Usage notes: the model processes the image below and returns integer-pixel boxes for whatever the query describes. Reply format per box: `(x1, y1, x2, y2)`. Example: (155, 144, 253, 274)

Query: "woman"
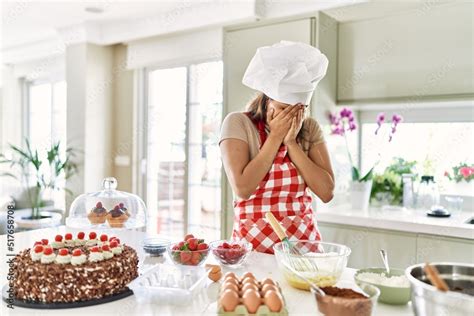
(219, 41, 335, 254)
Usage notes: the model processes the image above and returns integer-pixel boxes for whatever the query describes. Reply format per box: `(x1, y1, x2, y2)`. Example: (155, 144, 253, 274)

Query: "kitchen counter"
(317, 204, 474, 240)
(1, 226, 413, 316)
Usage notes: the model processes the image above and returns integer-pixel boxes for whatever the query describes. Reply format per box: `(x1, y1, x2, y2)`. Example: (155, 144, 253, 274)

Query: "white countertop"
(316, 204, 474, 240)
(1, 226, 414, 316)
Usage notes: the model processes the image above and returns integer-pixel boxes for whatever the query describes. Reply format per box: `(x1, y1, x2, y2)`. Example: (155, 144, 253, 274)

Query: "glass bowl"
(66, 177, 147, 230)
(274, 240, 351, 291)
(209, 240, 252, 267)
(312, 282, 380, 316)
(142, 238, 171, 257)
(167, 242, 210, 266)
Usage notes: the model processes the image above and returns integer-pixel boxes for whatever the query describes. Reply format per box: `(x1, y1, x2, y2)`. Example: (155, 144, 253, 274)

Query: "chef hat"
(242, 41, 329, 105)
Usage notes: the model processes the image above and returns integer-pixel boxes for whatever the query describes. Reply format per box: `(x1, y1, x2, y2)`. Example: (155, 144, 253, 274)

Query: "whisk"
(265, 212, 319, 271)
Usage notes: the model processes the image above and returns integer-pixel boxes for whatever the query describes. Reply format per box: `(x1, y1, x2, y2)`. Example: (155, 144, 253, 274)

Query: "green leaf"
(360, 167, 375, 182)
(351, 166, 360, 181)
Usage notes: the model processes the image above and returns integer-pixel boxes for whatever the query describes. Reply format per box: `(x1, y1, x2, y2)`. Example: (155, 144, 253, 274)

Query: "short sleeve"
(219, 112, 249, 145)
(303, 117, 325, 147)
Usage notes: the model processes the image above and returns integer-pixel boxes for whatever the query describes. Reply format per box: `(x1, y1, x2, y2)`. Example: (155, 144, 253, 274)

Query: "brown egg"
(261, 278, 275, 286)
(242, 272, 255, 280)
(224, 272, 237, 280)
(241, 282, 259, 293)
(223, 277, 239, 287)
(261, 283, 279, 295)
(264, 290, 283, 312)
(221, 282, 239, 293)
(242, 289, 261, 313)
(208, 270, 223, 282)
(242, 277, 258, 286)
(220, 289, 240, 312)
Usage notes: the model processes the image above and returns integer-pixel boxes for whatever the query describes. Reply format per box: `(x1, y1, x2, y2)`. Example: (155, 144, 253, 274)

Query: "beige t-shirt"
(219, 112, 325, 158)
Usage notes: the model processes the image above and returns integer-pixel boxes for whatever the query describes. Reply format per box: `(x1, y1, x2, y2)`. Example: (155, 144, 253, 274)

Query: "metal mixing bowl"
(405, 262, 474, 316)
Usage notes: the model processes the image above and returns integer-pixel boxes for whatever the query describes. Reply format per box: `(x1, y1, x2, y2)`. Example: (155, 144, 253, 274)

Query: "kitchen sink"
(464, 218, 474, 224)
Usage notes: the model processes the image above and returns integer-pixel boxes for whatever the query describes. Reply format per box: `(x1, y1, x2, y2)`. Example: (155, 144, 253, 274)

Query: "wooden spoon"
(424, 263, 449, 292)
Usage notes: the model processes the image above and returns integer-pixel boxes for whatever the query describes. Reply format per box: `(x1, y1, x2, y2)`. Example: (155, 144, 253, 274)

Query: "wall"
(337, 2, 474, 102)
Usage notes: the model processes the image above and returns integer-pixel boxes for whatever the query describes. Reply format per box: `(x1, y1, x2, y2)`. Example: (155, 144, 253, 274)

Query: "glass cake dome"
(66, 177, 147, 230)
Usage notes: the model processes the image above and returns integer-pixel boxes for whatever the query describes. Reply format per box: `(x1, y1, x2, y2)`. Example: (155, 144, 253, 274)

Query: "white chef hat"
(242, 41, 329, 105)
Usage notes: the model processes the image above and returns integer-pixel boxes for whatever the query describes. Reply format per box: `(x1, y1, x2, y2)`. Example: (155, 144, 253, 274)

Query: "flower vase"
(350, 180, 373, 211)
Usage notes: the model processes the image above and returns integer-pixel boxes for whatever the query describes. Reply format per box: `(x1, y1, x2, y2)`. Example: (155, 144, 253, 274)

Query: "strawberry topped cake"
(12, 232, 138, 303)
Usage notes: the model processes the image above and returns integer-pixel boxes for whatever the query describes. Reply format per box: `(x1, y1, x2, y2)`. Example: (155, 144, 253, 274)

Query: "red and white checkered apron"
(231, 113, 321, 254)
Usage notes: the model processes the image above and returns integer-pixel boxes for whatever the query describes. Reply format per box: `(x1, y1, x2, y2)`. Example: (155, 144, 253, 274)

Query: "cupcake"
(87, 201, 108, 224)
(55, 248, 71, 264)
(71, 249, 87, 266)
(106, 205, 129, 228)
(119, 202, 131, 217)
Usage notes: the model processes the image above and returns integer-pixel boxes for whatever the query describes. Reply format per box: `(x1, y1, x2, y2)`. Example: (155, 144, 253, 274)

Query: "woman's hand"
(267, 105, 300, 142)
(283, 104, 304, 145)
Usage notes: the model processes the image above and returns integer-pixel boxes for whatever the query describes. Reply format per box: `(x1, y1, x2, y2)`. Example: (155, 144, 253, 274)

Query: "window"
(145, 61, 223, 240)
(361, 122, 474, 193)
(27, 80, 67, 209)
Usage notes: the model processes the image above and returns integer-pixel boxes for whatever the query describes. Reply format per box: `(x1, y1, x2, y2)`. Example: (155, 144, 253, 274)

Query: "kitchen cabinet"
(319, 223, 416, 269)
(416, 234, 474, 264)
(319, 222, 474, 269)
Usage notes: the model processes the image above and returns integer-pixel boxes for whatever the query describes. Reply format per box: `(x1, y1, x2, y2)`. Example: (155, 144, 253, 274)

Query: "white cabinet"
(319, 223, 417, 269)
(416, 235, 474, 264)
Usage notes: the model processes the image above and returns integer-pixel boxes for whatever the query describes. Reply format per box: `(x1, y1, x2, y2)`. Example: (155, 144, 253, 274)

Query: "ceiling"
(1, 1, 184, 49)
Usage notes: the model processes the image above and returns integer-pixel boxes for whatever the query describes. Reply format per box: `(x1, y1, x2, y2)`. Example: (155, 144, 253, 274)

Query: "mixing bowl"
(274, 240, 351, 291)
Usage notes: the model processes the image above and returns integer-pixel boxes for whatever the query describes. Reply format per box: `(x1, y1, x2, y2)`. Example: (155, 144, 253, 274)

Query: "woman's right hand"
(267, 105, 301, 142)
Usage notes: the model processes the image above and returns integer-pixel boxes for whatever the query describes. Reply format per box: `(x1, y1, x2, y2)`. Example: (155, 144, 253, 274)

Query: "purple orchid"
(388, 114, 403, 142)
(375, 113, 385, 135)
(340, 108, 353, 119)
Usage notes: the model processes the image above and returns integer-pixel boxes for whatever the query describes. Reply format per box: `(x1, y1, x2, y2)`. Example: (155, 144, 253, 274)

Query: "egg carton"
(127, 264, 208, 305)
(217, 304, 289, 316)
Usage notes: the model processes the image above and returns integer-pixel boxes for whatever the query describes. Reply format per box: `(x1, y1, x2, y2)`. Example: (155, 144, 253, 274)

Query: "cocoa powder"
(315, 286, 373, 316)
(321, 286, 368, 299)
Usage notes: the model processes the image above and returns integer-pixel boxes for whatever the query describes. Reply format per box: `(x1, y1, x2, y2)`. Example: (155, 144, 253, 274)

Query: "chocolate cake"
(12, 232, 139, 303)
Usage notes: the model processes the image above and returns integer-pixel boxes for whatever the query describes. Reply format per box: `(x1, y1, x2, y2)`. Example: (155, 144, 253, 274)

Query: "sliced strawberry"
(65, 233, 73, 240)
(197, 243, 208, 250)
(190, 252, 201, 265)
(100, 234, 108, 242)
(34, 245, 44, 253)
(231, 244, 241, 249)
(89, 232, 97, 240)
(222, 242, 231, 249)
(41, 239, 49, 245)
(187, 238, 198, 251)
(90, 246, 100, 253)
(109, 241, 118, 248)
(102, 245, 110, 251)
(77, 232, 85, 240)
(72, 249, 82, 256)
(43, 247, 53, 255)
(58, 248, 68, 256)
(184, 234, 194, 241)
(54, 235, 63, 242)
(33, 241, 42, 246)
(180, 251, 192, 263)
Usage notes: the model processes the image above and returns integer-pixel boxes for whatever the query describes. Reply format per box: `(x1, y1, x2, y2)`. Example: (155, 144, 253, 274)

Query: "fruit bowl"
(167, 234, 210, 266)
(209, 240, 252, 267)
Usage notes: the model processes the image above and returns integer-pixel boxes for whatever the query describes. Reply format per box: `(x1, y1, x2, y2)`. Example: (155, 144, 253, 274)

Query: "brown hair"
(245, 92, 308, 148)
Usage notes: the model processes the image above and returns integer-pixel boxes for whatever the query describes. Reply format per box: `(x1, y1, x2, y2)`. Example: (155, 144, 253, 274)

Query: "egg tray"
(217, 304, 288, 316)
(217, 279, 288, 316)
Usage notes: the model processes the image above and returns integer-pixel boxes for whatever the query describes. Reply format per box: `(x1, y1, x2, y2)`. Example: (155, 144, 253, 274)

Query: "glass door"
(145, 61, 223, 240)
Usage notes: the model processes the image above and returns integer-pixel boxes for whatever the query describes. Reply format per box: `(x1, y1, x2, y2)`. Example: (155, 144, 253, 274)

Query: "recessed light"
(85, 7, 104, 14)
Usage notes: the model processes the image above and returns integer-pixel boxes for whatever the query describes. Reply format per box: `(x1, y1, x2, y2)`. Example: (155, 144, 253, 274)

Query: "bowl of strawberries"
(168, 234, 210, 266)
(209, 240, 252, 267)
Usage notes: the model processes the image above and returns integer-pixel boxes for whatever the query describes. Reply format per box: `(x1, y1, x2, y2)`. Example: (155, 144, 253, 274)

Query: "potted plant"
(0, 139, 78, 230)
(444, 162, 474, 196)
(371, 157, 417, 206)
(328, 109, 402, 211)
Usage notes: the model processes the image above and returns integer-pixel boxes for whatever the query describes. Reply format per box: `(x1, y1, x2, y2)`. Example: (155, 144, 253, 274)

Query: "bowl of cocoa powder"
(312, 282, 380, 316)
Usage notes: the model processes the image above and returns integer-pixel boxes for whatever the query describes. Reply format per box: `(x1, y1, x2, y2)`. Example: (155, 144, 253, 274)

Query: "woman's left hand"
(283, 104, 304, 145)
